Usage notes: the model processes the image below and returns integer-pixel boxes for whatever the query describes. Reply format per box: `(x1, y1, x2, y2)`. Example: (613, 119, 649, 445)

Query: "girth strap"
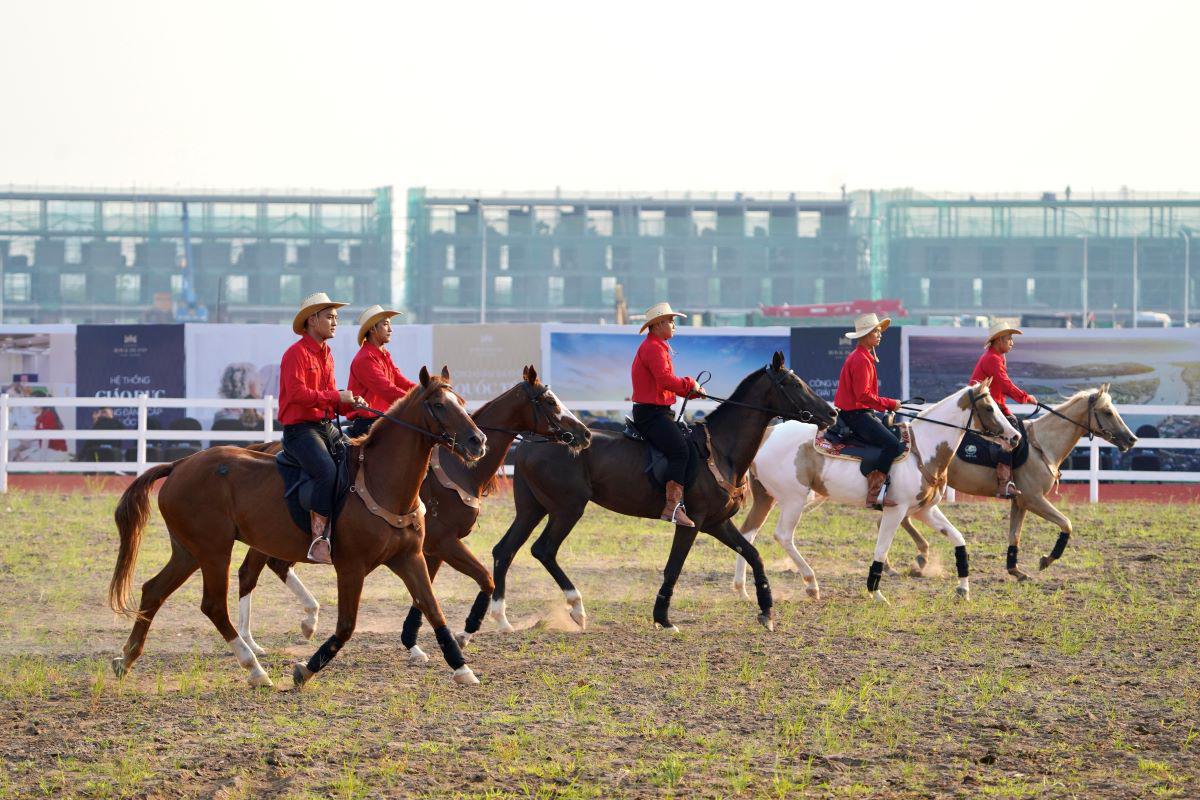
(427, 448, 482, 509)
(352, 449, 424, 530)
(700, 423, 748, 507)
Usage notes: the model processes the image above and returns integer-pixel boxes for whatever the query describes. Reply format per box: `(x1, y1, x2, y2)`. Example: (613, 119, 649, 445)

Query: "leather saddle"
(274, 435, 354, 536)
(622, 417, 701, 489)
(813, 414, 912, 476)
(956, 418, 1030, 469)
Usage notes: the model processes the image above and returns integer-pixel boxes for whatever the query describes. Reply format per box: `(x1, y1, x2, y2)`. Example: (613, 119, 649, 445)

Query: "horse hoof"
(111, 658, 127, 679)
(292, 662, 313, 688)
(301, 617, 317, 641)
(955, 586, 970, 601)
(1008, 568, 1031, 582)
(916, 554, 928, 569)
(806, 586, 821, 601)
(1038, 556, 1054, 571)
(569, 609, 588, 631)
(654, 622, 680, 634)
(452, 666, 480, 686)
(757, 613, 775, 632)
(454, 631, 472, 649)
(871, 590, 890, 606)
(732, 582, 750, 600)
(885, 563, 901, 577)
(494, 618, 515, 633)
(246, 640, 268, 658)
(407, 645, 430, 665)
(248, 667, 273, 688)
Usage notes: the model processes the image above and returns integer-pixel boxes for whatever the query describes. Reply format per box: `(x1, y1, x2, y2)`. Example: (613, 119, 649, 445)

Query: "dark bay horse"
(489, 352, 837, 633)
(233, 366, 593, 661)
(108, 367, 487, 688)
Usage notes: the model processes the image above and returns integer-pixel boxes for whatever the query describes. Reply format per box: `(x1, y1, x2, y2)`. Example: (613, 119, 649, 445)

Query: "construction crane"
(172, 202, 209, 322)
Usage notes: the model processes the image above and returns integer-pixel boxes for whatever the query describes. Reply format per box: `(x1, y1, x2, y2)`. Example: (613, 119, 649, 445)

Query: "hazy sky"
(3, 1, 1197, 196)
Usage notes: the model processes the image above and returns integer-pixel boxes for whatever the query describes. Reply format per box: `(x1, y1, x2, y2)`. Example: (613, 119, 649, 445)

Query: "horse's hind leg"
(899, 517, 931, 575)
(273, 557, 319, 640)
(490, 473, 548, 633)
(1005, 504, 1032, 581)
(113, 540, 198, 678)
(771, 497, 821, 600)
(294, 564, 366, 688)
(389, 552, 476, 686)
(1021, 495, 1073, 572)
(733, 477, 775, 598)
(395, 557, 442, 664)
(708, 518, 775, 629)
(235, 549, 272, 656)
(198, 550, 272, 688)
(529, 504, 588, 630)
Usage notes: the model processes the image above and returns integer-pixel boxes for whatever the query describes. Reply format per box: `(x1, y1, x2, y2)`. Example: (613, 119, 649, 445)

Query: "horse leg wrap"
(755, 580, 773, 615)
(653, 591, 671, 625)
(433, 625, 466, 670)
(464, 591, 491, 635)
(1006, 545, 1018, 571)
(305, 635, 343, 674)
(866, 561, 884, 592)
(954, 545, 969, 578)
(400, 606, 423, 649)
(1049, 532, 1070, 561)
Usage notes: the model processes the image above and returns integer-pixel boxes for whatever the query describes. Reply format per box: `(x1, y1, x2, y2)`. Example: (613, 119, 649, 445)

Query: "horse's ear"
(419, 366, 431, 387)
(527, 364, 538, 384)
(980, 376, 993, 390)
(1100, 382, 1110, 395)
(522, 365, 529, 382)
(771, 351, 785, 371)
(441, 364, 451, 381)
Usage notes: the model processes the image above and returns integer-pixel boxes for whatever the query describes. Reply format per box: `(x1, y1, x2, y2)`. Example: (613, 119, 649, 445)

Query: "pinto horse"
(108, 367, 487, 688)
(732, 381, 1020, 603)
(233, 366, 593, 661)
(895, 385, 1137, 579)
(489, 352, 837, 634)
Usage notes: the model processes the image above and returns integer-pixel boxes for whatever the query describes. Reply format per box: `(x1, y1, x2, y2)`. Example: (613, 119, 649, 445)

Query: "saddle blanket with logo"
(813, 419, 912, 474)
(955, 419, 1030, 470)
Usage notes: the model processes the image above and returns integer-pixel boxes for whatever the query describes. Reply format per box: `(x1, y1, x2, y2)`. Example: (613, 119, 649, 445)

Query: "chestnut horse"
(108, 367, 487, 688)
(233, 366, 593, 662)
(489, 352, 837, 634)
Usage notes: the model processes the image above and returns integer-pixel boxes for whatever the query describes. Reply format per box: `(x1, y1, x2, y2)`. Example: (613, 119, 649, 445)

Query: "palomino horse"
(894, 385, 1137, 579)
(732, 381, 1020, 603)
(489, 352, 837, 633)
(233, 366, 593, 662)
(108, 367, 487, 688)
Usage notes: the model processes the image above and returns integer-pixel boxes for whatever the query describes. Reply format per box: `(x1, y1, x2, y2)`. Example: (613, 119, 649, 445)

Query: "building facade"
(0, 187, 392, 324)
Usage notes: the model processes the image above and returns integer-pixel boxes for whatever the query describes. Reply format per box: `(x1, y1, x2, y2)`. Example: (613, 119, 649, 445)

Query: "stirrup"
(307, 536, 332, 564)
(668, 502, 696, 528)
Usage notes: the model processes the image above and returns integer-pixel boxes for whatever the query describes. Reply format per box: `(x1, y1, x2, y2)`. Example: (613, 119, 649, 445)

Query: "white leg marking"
(286, 569, 319, 639)
(237, 595, 267, 657)
(564, 589, 587, 629)
(732, 528, 758, 598)
(489, 598, 515, 633)
(228, 636, 272, 687)
(407, 645, 430, 664)
(452, 665, 480, 685)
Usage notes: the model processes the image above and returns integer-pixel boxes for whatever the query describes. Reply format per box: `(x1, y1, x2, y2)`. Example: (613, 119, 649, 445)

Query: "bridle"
(892, 388, 1011, 442)
(358, 385, 471, 454)
(1035, 393, 1117, 443)
(478, 382, 580, 445)
(689, 367, 818, 424)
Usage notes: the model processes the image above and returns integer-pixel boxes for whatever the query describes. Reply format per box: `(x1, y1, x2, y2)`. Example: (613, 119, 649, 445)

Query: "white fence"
(1, 395, 1198, 502)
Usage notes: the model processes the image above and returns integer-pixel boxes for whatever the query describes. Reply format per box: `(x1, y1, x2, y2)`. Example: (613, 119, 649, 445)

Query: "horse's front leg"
(867, 506, 910, 605)
(390, 551, 477, 685)
(1006, 504, 1032, 581)
(912, 505, 971, 600)
(654, 525, 699, 632)
(707, 518, 774, 630)
(293, 563, 365, 687)
(1022, 495, 1073, 571)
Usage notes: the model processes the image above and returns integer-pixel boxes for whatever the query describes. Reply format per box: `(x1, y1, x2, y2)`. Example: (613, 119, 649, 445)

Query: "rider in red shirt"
(631, 302, 703, 527)
(346, 305, 416, 439)
(279, 293, 363, 564)
(833, 313, 902, 509)
(970, 322, 1038, 499)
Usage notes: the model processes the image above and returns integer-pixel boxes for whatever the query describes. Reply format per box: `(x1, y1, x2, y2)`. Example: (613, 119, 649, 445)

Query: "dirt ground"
(0, 490, 1197, 798)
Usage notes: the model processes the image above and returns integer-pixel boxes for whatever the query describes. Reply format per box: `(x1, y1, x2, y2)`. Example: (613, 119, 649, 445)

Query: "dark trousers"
(345, 417, 374, 439)
(282, 420, 342, 517)
(633, 403, 690, 486)
(841, 409, 903, 475)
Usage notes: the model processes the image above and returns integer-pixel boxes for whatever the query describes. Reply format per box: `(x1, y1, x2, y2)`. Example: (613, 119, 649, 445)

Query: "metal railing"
(2, 395, 1197, 501)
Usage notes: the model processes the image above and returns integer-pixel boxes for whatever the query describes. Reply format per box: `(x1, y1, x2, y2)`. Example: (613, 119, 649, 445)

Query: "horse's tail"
(109, 463, 175, 617)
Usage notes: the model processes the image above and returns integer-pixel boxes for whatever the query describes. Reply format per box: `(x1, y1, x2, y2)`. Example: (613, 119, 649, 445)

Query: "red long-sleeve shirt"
(631, 334, 696, 406)
(347, 343, 416, 419)
(834, 345, 899, 412)
(277, 335, 352, 425)
(970, 347, 1031, 416)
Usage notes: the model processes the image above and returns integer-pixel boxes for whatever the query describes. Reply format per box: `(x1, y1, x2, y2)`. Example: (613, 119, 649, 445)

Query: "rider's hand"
(691, 382, 706, 399)
(353, 395, 367, 408)
(1026, 394, 1038, 406)
(338, 389, 354, 406)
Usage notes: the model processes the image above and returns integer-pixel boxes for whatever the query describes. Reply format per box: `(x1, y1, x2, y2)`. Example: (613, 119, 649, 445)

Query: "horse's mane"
(352, 376, 456, 446)
(705, 367, 765, 426)
(1052, 387, 1111, 412)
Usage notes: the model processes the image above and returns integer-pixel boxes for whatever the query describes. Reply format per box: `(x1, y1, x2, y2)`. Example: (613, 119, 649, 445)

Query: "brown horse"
(233, 366, 593, 662)
(896, 385, 1138, 579)
(489, 352, 837, 634)
(108, 367, 487, 688)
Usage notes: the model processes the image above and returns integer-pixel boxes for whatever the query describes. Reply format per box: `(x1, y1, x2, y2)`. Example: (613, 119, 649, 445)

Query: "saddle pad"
(956, 419, 1030, 470)
(813, 422, 912, 464)
(642, 434, 702, 490)
(275, 440, 353, 536)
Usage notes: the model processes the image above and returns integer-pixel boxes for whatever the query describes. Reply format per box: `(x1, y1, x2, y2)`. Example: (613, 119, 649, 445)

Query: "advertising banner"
(542, 324, 790, 403)
(789, 326, 902, 404)
(432, 324, 541, 402)
(75, 324, 185, 430)
(1, 325, 77, 460)
(184, 323, 433, 427)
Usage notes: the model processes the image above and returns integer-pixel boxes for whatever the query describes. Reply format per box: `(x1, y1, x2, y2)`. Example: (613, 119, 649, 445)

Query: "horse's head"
(510, 365, 590, 452)
(764, 351, 838, 430)
(417, 365, 487, 462)
(962, 378, 1021, 450)
(1088, 383, 1138, 452)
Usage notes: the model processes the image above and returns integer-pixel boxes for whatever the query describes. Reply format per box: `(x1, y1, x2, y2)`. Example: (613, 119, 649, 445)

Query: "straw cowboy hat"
(986, 319, 1023, 343)
(356, 304, 403, 345)
(639, 302, 686, 333)
(844, 312, 891, 340)
(292, 292, 348, 335)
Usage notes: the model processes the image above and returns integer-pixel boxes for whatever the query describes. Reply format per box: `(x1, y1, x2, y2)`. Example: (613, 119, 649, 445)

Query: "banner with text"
(432, 324, 542, 402)
(75, 324, 186, 430)
(789, 326, 902, 404)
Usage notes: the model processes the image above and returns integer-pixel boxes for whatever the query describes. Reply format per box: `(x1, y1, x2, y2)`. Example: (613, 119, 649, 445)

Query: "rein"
(1035, 395, 1110, 442)
(890, 389, 1008, 442)
(477, 383, 579, 445)
(358, 399, 459, 450)
(695, 368, 817, 424)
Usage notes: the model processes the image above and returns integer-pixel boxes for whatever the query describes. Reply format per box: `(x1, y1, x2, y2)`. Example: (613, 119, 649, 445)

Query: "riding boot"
(307, 511, 333, 564)
(995, 463, 1021, 499)
(866, 470, 897, 509)
(661, 480, 696, 527)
